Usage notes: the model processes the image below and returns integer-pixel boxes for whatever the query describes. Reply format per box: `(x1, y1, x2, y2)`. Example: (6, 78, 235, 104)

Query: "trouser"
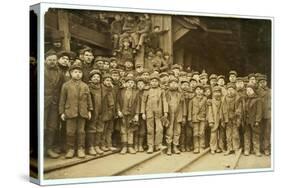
(165, 113, 181, 146)
(251, 123, 261, 153)
(112, 118, 121, 147)
(120, 115, 135, 145)
(210, 125, 226, 151)
(66, 117, 86, 150)
(205, 123, 211, 147)
(243, 123, 251, 152)
(134, 118, 146, 147)
(146, 115, 163, 147)
(226, 119, 240, 151)
(101, 120, 114, 147)
(44, 103, 59, 150)
(261, 119, 271, 153)
(86, 119, 104, 147)
(180, 122, 193, 149)
(192, 121, 206, 150)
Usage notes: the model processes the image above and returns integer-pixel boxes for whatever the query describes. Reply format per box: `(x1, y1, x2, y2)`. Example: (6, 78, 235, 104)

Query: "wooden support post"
(57, 10, 71, 51)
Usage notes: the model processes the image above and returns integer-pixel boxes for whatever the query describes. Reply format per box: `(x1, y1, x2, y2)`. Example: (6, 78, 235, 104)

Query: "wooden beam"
(206, 28, 233, 34)
(69, 23, 111, 49)
(174, 17, 198, 30)
(58, 10, 71, 51)
(173, 27, 190, 43)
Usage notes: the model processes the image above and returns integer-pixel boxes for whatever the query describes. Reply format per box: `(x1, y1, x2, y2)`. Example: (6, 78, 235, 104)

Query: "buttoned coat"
(59, 80, 93, 119)
(245, 95, 263, 126)
(141, 87, 168, 119)
(166, 89, 187, 123)
(188, 95, 208, 123)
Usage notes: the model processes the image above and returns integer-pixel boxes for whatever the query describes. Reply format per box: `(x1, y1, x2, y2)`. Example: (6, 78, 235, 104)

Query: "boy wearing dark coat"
(117, 76, 139, 154)
(222, 83, 242, 155)
(188, 83, 208, 154)
(86, 69, 104, 155)
(165, 77, 187, 155)
(245, 84, 263, 156)
(59, 64, 93, 159)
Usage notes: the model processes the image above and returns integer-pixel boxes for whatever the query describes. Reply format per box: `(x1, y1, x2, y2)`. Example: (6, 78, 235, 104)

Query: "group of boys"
(44, 46, 271, 159)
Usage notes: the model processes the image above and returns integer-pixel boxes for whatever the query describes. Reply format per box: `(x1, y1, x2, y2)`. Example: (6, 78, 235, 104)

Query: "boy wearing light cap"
(188, 83, 208, 154)
(117, 76, 139, 154)
(222, 83, 242, 155)
(207, 86, 225, 154)
(165, 77, 187, 155)
(228, 70, 237, 84)
(141, 73, 168, 153)
(59, 64, 93, 158)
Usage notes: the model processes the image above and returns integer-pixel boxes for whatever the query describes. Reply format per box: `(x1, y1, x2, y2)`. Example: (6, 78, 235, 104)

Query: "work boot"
(255, 151, 262, 157)
(138, 145, 144, 152)
(47, 149, 60, 159)
(185, 146, 191, 152)
(147, 145, 154, 154)
(193, 148, 200, 154)
(108, 146, 118, 151)
(167, 145, 172, 156)
(94, 146, 104, 154)
(77, 148, 86, 158)
(173, 145, 181, 154)
(88, 147, 97, 156)
(101, 146, 109, 152)
(120, 146, 127, 155)
(180, 145, 186, 152)
(244, 150, 250, 156)
(216, 149, 222, 153)
(264, 150, 270, 156)
(224, 150, 232, 156)
(211, 150, 216, 155)
(134, 145, 139, 152)
(128, 146, 136, 154)
(65, 149, 75, 159)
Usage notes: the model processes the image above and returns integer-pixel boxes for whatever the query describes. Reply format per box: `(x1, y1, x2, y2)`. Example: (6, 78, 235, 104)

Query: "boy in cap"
(165, 77, 187, 155)
(207, 86, 225, 154)
(86, 69, 104, 155)
(59, 64, 93, 158)
(199, 70, 208, 86)
(179, 78, 194, 152)
(244, 84, 263, 156)
(57, 51, 72, 82)
(100, 74, 117, 152)
(188, 83, 208, 153)
(159, 72, 169, 90)
(257, 75, 271, 156)
(135, 14, 152, 50)
(44, 52, 64, 158)
(94, 56, 104, 70)
(134, 76, 148, 152)
(189, 78, 198, 91)
(141, 73, 168, 153)
(124, 59, 134, 72)
(146, 25, 169, 51)
(171, 64, 182, 77)
(222, 83, 242, 155)
(135, 63, 144, 76)
(109, 57, 118, 69)
(117, 75, 139, 154)
(209, 74, 218, 88)
(217, 75, 227, 96)
(248, 73, 257, 87)
(192, 71, 200, 83)
(228, 70, 237, 84)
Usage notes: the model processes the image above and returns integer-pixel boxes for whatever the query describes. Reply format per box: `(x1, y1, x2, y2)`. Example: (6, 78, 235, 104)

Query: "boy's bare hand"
(61, 113, 66, 121)
(118, 111, 123, 118)
(88, 111, 92, 120)
(164, 112, 168, 118)
(134, 114, 139, 122)
(142, 113, 146, 120)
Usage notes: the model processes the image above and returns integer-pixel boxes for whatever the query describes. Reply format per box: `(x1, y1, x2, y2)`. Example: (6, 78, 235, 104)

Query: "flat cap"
(160, 72, 169, 78)
(69, 64, 82, 71)
(94, 56, 104, 63)
(226, 83, 236, 89)
(209, 74, 218, 80)
(213, 86, 222, 93)
(89, 69, 102, 78)
(103, 73, 113, 80)
(217, 75, 225, 80)
(194, 83, 204, 89)
(171, 64, 182, 70)
(150, 73, 160, 81)
(168, 77, 179, 83)
(229, 70, 237, 76)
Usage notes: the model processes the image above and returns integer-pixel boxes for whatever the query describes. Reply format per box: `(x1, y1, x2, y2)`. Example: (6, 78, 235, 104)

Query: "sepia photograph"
(30, 4, 272, 184)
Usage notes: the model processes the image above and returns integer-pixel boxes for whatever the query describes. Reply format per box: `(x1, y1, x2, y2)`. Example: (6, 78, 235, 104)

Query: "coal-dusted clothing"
(165, 89, 186, 145)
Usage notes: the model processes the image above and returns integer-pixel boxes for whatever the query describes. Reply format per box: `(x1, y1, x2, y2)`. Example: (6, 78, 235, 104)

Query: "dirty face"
(210, 79, 217, 86)
(246, 87, 255, 96)
(103, 77, 112, 87)
(227, 87, 236, 96)
(58, 55, 70, 67)
(84, 51, 94, 64)
(169, 81, 178, 90)
(70, 69, 83, 80)
(150, 78, 159, 88)
(90, 74, 101, 84)
(259, 80, 267, 88)
(200, 77, 208, 85)
(249, 77, 257, 85)
(181, 82, 190, 91)
(236, 80, 244, 89)
(111, 73, 120, 81)
(204, 88, 211, 97)
(45, 55, 57, 68)
(126, 80, 135, 88)
(195, 87, 203, 95)
(217, 78, 225, 86)
(137, 81, 145, 90)
(229, 74, 237, 83)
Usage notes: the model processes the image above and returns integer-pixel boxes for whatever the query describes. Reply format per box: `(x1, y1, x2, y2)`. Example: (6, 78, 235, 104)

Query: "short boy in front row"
(59, 64, 93, 159)
(222, 83, 242, 155)
(207, 86, 225, 154)
(165, 77, 186, 155)
(117, 75, 139, 154)
(188, 83, 208, 154)
(141, 73, 168, 153)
